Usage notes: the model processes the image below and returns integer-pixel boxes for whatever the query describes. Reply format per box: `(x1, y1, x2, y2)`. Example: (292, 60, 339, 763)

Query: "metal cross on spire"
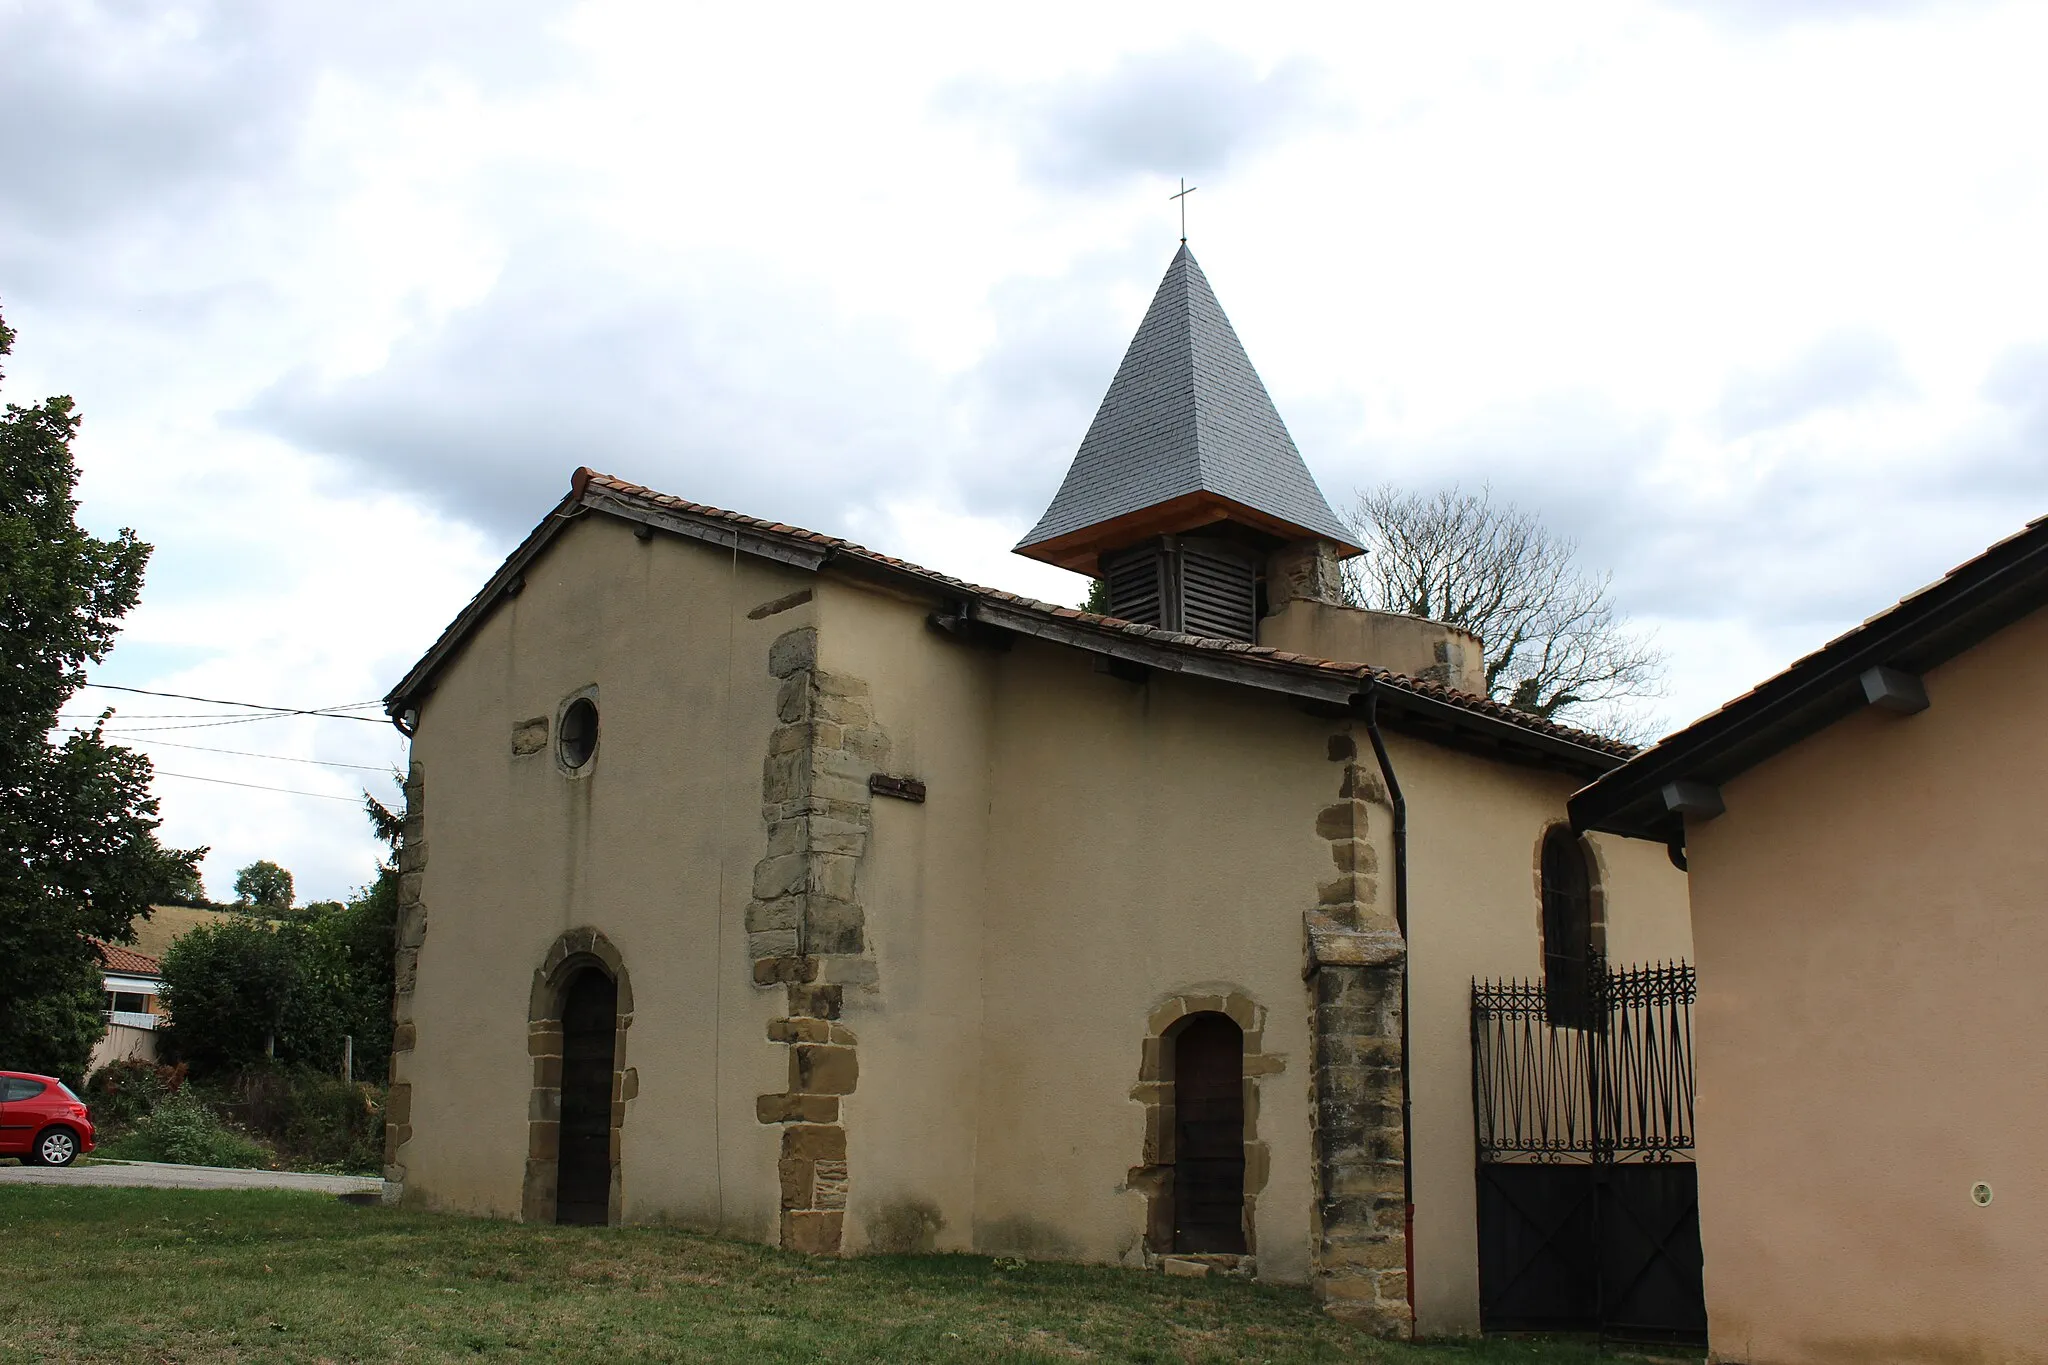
(1170, 178, 1197, 244)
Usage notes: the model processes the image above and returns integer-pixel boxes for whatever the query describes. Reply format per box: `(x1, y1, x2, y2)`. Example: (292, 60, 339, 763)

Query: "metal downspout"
(1359, 685, 1415, 1318)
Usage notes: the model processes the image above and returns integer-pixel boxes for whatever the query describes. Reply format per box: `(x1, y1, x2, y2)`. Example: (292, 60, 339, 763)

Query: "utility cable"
(119, 737, 398, 772)
(65, 713, 378, 735)
(80, 682, 386, 722)
(152, 770, 364, 803)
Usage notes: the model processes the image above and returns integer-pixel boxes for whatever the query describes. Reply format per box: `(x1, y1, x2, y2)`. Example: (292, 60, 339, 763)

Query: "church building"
(380, 246, 1692, 1337)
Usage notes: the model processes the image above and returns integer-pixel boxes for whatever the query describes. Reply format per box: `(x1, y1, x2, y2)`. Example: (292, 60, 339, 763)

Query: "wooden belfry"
(1014, 245, 1359, 641)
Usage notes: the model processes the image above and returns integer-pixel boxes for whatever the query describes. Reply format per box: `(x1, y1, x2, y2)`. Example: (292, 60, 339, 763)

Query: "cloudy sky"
(5, 0, 2045, 901)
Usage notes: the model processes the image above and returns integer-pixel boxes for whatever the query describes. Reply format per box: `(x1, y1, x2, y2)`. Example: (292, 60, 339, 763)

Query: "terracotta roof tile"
(386, 468, 1633, 765)
(92, 939, 162, 977)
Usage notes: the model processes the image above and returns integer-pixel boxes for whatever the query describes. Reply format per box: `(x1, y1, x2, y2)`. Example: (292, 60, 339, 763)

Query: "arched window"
(1540, 827, 1598, 1028)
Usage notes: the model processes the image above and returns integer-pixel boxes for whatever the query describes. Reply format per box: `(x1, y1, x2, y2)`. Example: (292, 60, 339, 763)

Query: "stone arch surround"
(1127, 988, 1284, 1270)
(522, 927, 637, 1225)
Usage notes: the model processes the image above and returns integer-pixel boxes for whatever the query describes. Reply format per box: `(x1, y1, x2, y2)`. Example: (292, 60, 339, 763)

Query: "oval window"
(559, 697, 599, 769)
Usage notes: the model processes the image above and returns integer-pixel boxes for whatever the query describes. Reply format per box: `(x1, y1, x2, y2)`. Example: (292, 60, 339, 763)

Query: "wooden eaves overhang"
(1570, 511, 2048, 847)
(384, 469, 1632, 778)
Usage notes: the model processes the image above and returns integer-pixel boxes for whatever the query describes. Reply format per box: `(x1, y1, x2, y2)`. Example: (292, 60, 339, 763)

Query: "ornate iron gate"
(1471, 960, 1707, 1344)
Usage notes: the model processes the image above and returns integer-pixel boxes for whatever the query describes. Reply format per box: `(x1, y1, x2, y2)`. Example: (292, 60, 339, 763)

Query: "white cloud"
(940, 42, 1349, 191)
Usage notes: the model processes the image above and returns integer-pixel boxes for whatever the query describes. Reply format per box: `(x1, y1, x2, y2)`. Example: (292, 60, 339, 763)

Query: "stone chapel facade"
(382, 248, 1690, 1336)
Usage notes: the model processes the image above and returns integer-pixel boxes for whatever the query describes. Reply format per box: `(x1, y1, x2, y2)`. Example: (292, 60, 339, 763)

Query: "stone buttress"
(1302, 735, 1411, 1337)
(747, 626, 889, 1255)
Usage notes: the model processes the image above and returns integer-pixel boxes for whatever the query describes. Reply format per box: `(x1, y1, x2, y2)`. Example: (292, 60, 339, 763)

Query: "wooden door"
(1172, 1013, 1247, 1253)
(556, 969, 617, 1226)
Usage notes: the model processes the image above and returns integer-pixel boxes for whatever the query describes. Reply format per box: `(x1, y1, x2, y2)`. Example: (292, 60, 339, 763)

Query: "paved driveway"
(0, 1160, 382, 1196)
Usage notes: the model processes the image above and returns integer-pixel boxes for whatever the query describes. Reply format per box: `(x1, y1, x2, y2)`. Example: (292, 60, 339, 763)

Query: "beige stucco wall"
(809, 578, 997, 1255)
(89, 1022, 158, 1073)
(400, 515, 807, 1236)
(1261, 600, 1487, 695)
(973, 637, 1334, 1280)
(816, 577, 1334, 1274)
(1685, 607, 2048, 1364)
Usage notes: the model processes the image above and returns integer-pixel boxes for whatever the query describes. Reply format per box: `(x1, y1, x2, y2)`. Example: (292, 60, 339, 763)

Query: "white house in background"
(89, 940, 165, 1072)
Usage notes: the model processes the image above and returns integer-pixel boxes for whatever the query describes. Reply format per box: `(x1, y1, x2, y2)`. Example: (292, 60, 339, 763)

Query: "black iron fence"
(1472, 957, 1696, 1163)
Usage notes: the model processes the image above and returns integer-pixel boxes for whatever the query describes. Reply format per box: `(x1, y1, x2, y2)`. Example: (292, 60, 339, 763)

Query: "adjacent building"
(1572, 515, 2048, 1362)
(88, 940, 165, 1072)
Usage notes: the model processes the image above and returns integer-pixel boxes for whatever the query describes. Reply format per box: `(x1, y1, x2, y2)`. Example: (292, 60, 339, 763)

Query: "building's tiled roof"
(1016, 245, 1359, 554)
(384, 468, 1632, 771)
(92, 939, 163, 978)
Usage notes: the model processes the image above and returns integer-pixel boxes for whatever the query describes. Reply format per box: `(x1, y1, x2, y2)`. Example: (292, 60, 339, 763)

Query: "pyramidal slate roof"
(1016, 245, 1359, 556)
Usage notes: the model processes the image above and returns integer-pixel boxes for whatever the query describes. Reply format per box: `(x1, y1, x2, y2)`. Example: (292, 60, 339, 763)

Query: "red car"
(0, 1071, 95, 1167)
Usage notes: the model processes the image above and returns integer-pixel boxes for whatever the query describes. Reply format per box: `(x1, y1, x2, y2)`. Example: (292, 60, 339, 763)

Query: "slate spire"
(1015, 245, 1359, 572)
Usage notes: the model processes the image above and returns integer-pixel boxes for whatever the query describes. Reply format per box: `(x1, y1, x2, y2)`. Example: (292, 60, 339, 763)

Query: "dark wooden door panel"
(1172, 1013, 1246, 1254)
(556, 968, 617, 1227)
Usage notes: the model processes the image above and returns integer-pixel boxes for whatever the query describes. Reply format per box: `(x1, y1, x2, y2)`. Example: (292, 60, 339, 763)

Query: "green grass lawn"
(0, 1187, 1667, 1363)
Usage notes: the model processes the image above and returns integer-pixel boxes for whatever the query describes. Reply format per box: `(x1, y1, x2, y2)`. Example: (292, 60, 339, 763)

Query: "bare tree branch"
(1340, 484, 1665, 741)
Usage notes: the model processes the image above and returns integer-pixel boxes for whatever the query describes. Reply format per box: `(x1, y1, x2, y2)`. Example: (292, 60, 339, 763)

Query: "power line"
(58, 716, 290, 724)
(61, 711, 389, 722)
(153, 770, 365, 803)
(80, 682, 386, 722)
(84, 681, 383, 712)
(122, 737, 399, 773)
(68, 713, 380, 735)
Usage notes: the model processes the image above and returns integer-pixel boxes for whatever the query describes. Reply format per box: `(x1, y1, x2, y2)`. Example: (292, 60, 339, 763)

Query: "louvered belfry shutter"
(1102, 537, 1258, 642)
(1177, 539, 1257, 642)
(1104, 543, 1169, 627)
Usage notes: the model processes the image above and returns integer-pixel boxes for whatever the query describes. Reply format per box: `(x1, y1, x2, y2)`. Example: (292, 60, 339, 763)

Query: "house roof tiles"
(92, 939, 163, 978)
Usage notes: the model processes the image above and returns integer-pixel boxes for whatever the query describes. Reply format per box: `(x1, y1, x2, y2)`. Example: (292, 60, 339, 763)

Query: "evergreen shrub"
(101, 1091, 270, 1169)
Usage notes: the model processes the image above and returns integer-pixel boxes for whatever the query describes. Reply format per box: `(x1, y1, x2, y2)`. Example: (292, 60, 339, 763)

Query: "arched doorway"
(556, 966, 618, 1226)
(1171, 1012, 1247, 1253)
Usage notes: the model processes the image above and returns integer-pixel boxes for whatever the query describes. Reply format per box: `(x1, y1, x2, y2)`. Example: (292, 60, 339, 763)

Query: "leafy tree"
(159, 787, 399, 1082)
(233, 859, 294, 911)
(337, 778, 404, 1081)
(312, 873, 395, 1081)
(0, 304, 204, 1083)
(1080, 577, 1110, 614)
(158, 919, 299, 1073)
(156, 861, 210, 907)
(1343, 484, 1665, 739)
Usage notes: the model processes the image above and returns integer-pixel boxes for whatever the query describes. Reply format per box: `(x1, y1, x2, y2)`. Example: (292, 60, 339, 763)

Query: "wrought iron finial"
(1170, 178, 1197, 244)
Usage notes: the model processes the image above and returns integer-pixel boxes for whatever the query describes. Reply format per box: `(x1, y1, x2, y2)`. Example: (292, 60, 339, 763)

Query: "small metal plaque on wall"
(869, 773, 927, 803)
